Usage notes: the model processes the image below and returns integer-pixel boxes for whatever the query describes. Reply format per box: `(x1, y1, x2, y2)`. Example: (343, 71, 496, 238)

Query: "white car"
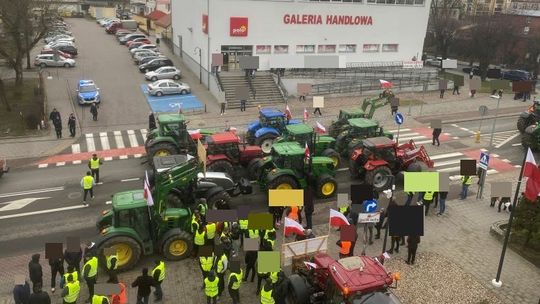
(34, 54, 75, 68)
(134, 50, 161, 61)
(147, 79, 190, 96)
(99, 18, 119, 27)
(46, 41, 75, 48)
(45, 35, 75, 44)
(145, 66, 182, 81)
(130, 44, 157, 55)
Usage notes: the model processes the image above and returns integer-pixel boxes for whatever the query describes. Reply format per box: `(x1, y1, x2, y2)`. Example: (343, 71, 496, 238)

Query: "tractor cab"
(246, 108, 302, 153)
(206, 132, 243, 161)
(260, 108, 288, 130)
(339, 107, 366, 121)
(347, 118, 386, 137)
(362, 137, 398, 162)
(278, 124, 340, 167)
(281, 123, 314, 144)
(150, 114, 188, 140)
(270, 142, 306, 172)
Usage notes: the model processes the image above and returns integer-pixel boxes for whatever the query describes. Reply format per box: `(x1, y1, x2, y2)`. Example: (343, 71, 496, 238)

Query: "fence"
(311, 76, 438, 96)
(280, 67, 437, 81)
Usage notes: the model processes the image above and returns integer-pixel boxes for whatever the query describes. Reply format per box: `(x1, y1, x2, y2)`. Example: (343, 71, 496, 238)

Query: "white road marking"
(121, 178, 140, 182)
(0, 186, 64, 199)
(134, 154, 142, 158)
(127, 130, 139, 147)
(100, 132, 110, 150)
(494, 132, 520, 149)
(114, 131, 125, 149)
(104, 157, 113, 161)
(437, 166, 462, 172)
(140, 129, 148, 142)
(502, 159, 511, 163)
(71, 144, 80, 154)
(106, 200, 112, 205)
(56, 162, 66, 166)
(388, 128, 411, 133)
(85, 133, 96, 152)
(73, 160, 82, 165)
(38, 164, 48, 168)
(434, 160, 462, 167)
(337, 168, 349, 172)
(119, 155, 128, 159)
(512, 143, 522, 147)
(0, 197, 50, 211)
(0, 205, 88, 220)
(430, 152, 463, 160)
(491, 154, 499, 157)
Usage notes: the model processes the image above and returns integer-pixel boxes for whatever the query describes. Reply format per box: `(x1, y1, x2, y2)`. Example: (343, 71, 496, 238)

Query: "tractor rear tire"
(98, 236, 141, 272)
(321, 148, 341, 168)
(256, 134, 276, 154)
(365, 166, 393, 191)
(316, 174, 338, 199)
(247, 158, 263, 180)
(162, 231, 193, 261)
(522, 132, 538, 151)
(267, 175, 299, 190)
(517, 117, 530, 133)
(207, 190, 231, 209)
(147, 142, 179, 161)
(207, 160, 235, 178)
(287, 274, 309, 304)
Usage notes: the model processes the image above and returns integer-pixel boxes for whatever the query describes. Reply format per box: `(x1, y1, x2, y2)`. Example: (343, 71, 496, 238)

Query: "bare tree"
(427, 0, 464, 59)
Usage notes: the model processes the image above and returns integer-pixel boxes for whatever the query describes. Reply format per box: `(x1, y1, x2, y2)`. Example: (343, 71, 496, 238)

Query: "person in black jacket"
(432, 128, 442, 146)
(131, 268, 156, 304)
(48, 255, 64, 293)
(303, 186, 314, 229)
(148, 112, 156, 130)
(28, 254, 43, 292)
(406, 235, 421, 265)
(64, 248, 82, 275)
(243, 250, 257, 282)
(273, 271, 289, 304)
(13, 280, 30, 304)
(29, 283, 51, 304)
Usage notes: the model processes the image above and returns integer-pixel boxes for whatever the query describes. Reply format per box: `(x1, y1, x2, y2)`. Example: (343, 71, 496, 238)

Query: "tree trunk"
(0, 78, 11, 112)
(26, 50, 31, 70)
(14, 57, 23, 85)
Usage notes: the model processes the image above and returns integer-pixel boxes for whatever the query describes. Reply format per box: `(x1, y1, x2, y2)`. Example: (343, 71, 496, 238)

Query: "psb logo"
(232, 25, 246, 34)
(230, 17, 248, 36)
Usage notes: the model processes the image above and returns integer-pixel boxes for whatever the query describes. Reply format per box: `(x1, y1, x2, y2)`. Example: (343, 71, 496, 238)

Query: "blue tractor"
(246, 108, 301, 153)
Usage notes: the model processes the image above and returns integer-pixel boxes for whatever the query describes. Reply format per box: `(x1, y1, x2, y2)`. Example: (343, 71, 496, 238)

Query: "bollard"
(475, 131, 481, 143)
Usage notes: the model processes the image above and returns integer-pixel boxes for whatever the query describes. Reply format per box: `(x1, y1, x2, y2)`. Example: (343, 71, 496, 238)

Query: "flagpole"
(492, 149, 527, 287)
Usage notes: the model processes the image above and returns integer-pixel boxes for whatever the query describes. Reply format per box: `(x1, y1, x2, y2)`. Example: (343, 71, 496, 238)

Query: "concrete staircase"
(219, 73, 285, 109)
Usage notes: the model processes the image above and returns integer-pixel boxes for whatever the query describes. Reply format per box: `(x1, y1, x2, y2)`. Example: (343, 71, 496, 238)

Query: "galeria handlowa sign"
(283, 14, 373, 25)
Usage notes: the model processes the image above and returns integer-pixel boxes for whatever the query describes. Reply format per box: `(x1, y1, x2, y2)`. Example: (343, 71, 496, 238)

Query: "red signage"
(230, 17, 248, 37)
(283, 14, 373, 26)
(202, 14, 208, 34)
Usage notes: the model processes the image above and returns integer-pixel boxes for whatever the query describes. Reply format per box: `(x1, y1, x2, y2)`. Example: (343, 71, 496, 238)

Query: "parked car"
(119, 33, 146, 45)
(139, 58, 173, 73)
(425, 57, 442, 67)
(134, 52, 162, 64)
(45, 30, 72, 38)
(130, 44, 157, 54)
(45, 35, 75, 44)
(145, 66, 181, 81)
(502, 70, 532, 81)
(107, 20, 138, 34)
(127, 38, 151, 47)
(147, 79, 191, 96)
(105, 21, 120, 33)
(51, 45, 78, 56)
(138, 56, 165, 66)
(34, 54, 75, 68)
(128, 42, 150, 50)
(46, 41, 75, 49)
(76, 80, 101, 105)
(462, 66, 502, 79)
(99, 18, 119, 27)
(40, 48, 72, 59)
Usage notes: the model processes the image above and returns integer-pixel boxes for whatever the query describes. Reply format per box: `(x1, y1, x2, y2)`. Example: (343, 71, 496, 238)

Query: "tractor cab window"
(116, 209, 133, 227)
(377, 147, 396, 162)
(338, 111, 347, 120)
(117, 208, 151, 240)
(226, 143, 240, 160)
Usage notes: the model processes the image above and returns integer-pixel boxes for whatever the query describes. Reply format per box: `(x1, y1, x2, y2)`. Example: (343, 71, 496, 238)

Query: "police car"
(76, 80, 101, 105)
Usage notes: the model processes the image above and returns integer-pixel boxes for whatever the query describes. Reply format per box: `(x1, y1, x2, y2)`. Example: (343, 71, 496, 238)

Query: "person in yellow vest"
(83, 254, 98, 302)
(152, 259, 165, 302)
(197, 198, 208, 221)
(191, 209, 201, 234)
(92, 294, 110, 304)
(205, 221, 217, 245)
(199, 251, 215, 289)
(422, 191, 435, 216)
(228, 265, 243, 304)
(256, 268, 269, 296)
(61, 265, 78, 289)
(61, 274, 80, 304)
(248, 227, 260, 241)
(214, 247, 228, 298)
(204, 270, 219, 304)
(269, 271, 279, 285)
(81, 171, 95, 206)
(460, 175, 473, 200)
(260, 278, 275, 304)
(88, 154, 103, 183)
(238, 218, 248, 247)
(106, 252, 118, 283)
(337, 240, 352, 259)
(193, 225, 206, 258)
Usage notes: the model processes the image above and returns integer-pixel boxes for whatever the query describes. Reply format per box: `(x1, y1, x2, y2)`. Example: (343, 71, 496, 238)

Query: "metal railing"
(215, 71, 225, 92)
(274, 73, 289, 103)
(246, 75, 256, 99)
(311, 76, 438, 96)
(282, 68, 437, 80)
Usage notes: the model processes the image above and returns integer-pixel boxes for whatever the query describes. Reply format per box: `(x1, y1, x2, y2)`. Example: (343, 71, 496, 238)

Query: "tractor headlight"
(100, 228, 109, 235)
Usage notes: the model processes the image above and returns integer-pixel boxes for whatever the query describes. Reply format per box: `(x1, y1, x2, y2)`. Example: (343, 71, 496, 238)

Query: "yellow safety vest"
(264, 229, 275, 240)
(152, 261, 165, 282)
(206, 222, 216, 239)
(270, 271, 278, 284)
(204, 277, 219, 297)
(216, 254, 227, 274)
(260, 287, 275, 304)
(198, 203, 207, 216)
(191, 216, 199, 233)
(266, 239, 275, 250)
(229, 270, 243, 290)
(194, 230, 206, 246)
(200, 256, 214, 272)
(83, 175, 94, 190)
(239, 219, 248, 230)
(106, 255, 117, 270)
(63, 281, 80, 303)
(63, 270, 78, 283)
(423, 191, 434, 200)
(249, 229, 259, 239)
(339, 206, 348, 214)
(462, 176, 473, 185)
(84, 257, 98, 278)
(92, 295, 109, 304)
(90, 158, 100, 169)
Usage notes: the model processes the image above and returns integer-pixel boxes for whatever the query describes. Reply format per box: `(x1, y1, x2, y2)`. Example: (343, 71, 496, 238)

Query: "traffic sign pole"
(394, 113, 404, 145)
(396, 124, 401, 145)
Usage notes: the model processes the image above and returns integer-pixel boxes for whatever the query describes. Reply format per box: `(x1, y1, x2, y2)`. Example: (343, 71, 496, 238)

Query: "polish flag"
(144, 171, 154, 207)
(523, 148, 540, 201)
(380, 79, 393, 88)
(315, 121, 326, 134)
(284, 217, 305, 237)
(330, 209, 350, 227)
(188, 129, 202, 140)
(303, 108, 309, 122)
(304, 142, 310, 161)
(285, 104, 292, 120)
(304, 261, 318, 269)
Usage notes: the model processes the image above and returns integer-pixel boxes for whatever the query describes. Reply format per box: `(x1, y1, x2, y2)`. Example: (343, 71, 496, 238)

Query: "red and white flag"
(303, 108, 309, 122)
(524, 148, 540, 201)
(285, 104, 292, 120)
(304, 142, 310, 161)
(379, 79, 393, 88)
(144, 171, 154, 207)
(330, 209, 350, 227)
(284, 217, 305, 237)
(315, 121, 326, 134)
(304, 261, 318, 269)
(188, 129, 202, 140)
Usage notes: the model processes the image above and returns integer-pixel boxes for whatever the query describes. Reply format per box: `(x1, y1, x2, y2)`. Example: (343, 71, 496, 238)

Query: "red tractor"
(205, 132, 263, 180)
(287, 253, 402, 304)
(349, 137, 434, 191)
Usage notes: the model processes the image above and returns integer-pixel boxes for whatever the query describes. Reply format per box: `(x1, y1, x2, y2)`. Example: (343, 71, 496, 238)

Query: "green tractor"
(334, 118, 393, 158)
(328, 96, 391, 138)
(254, 141, 338, 199)
(276, 123, 341, 167)
(94, 154, 250, 271)
(521, 124, 540, 151)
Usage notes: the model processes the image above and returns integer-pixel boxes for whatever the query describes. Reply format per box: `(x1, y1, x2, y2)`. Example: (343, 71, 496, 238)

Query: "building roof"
(146, 10, 167, 21)
(154, 13, 171, 28)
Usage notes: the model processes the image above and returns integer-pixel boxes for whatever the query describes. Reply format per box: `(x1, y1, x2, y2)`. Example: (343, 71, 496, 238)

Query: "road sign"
(395, 113, 404, 125)
(358, 213, 381, 224)
(479, 105, 488, 116)
(479, 152, 490, 170)
(363, 199, 378, 213)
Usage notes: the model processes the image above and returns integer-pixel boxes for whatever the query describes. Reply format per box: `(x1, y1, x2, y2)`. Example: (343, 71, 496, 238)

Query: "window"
(363, 44, 379, 52)
(382, 44, 399, 52)
(296, 45, 315, 54)
(318, 45, 336, 53)
(256, 45, 271, 54)
(339, 44, 356, 53)
(274, 45, 289, 54)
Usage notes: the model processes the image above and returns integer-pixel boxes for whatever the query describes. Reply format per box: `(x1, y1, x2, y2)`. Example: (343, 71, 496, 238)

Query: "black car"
(502, 70, 531, 81)
(139, 58, 173, 73)
(137, 56, 165, 65)
(462, 66, 502, 79)
(53, 45, 78, 56)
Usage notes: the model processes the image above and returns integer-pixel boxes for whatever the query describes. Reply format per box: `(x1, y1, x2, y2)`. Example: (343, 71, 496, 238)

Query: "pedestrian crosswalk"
(473, 130, 520, 149)
(387, 128, 452, 146)
(71, 129, 148, 154)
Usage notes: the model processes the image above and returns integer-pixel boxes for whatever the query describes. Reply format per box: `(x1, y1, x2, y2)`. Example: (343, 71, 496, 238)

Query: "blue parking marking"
(140, 84, 204, 113)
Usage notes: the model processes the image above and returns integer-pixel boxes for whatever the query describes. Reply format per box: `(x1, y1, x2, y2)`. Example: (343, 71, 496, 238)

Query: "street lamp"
(488, 90, 503, 148)
(194, 47, 202, 84)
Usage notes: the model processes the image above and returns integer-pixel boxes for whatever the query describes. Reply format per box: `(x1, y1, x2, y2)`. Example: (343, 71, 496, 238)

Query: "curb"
(439, 112, 520, 124)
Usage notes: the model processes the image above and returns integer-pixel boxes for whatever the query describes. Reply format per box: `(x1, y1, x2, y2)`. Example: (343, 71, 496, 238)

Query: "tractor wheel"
(256, 134, 276, 154)
(517, 117, 530, 133)
(321, 148, 341, 168)
(247, 158, 263, 180)
(162, 231, 193, 261)
(147, 142, 179, 160)
(267, 175, 299, 190)
(207, 190, 231, 209)
(365, 166, 393, 191)
(522, 132, 538, 151)
(316, 174, 338, 199)
(286, 274, 309, 304)
(207, 160, 234, 178)
(98, 236, 141, 272)
(151, 76, 158, 81)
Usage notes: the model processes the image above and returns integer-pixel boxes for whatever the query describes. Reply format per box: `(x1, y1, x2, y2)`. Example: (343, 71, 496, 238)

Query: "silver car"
(130, 44, 157, 55)
(145, 66, 181, 81)
(134, 51, 161, 63)
(147, 79, 190, 96)
(34, 54, 75, 68)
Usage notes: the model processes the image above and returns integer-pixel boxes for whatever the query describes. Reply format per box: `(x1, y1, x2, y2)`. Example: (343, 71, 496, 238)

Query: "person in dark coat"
(374, 207, 386, 239)
(432, 128, 442, 146)
(131, 268, 156, 304)
(53, 119, 62, 139)
(49, 108, 61, 126)
(273, 271, 289, 304)
(64, 247, 82, 274)
(28, 254, 43, 292)
(13, 280, 31, 304)
(29, 283, 51, 304)
(406, 235, 421, 265)
(48, 255, 64, 293)
(67, 113, 76, 137)
(243, 250, 257, 282)
(90, 102, 98, 121)
(148, 112, 156, 130)
(303, 186, 314, 229)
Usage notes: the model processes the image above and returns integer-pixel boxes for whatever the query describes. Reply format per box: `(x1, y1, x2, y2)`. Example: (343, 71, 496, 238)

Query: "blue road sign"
(140, 84, 204, 113)
(395, 113, 404, 125)
(363, 199, 378, 213)
(479, 152, 490, 170)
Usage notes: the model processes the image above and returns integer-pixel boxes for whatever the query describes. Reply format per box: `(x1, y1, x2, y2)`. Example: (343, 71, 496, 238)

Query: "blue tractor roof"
(260, 108, 285, 118)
